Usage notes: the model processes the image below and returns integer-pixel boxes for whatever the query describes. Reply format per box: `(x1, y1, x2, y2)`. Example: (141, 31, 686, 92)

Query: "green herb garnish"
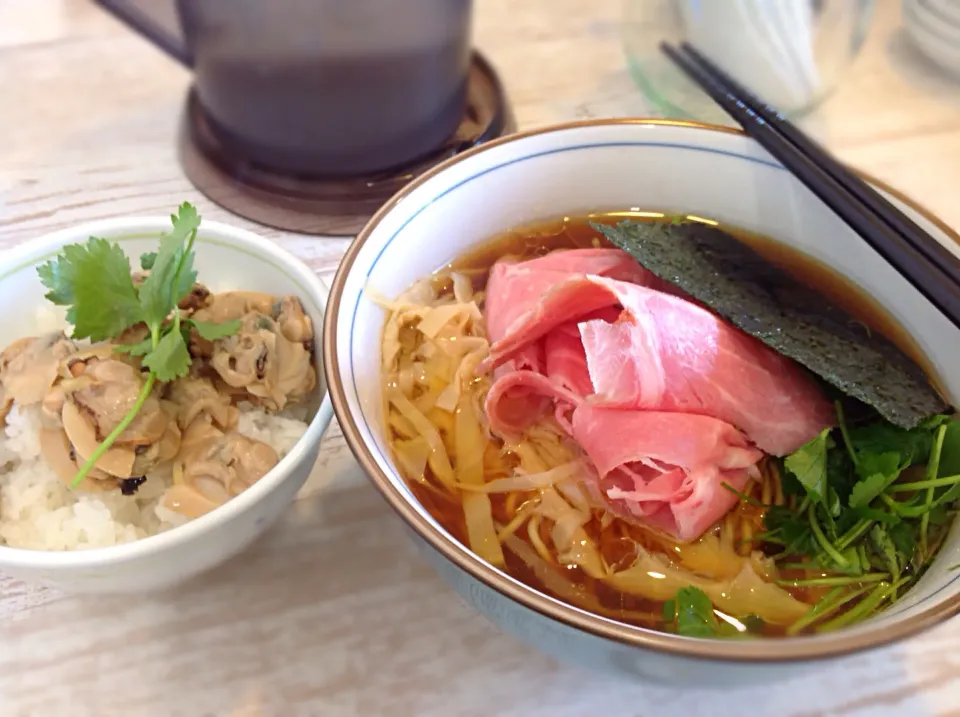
(759, 403, 960, 631)
(37, 202, 240, 488)
(662, 587, 755, 638)
(784, 428, 832, 505)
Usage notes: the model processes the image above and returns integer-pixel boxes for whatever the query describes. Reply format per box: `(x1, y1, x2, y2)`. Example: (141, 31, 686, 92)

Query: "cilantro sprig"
(37, 202, 240, 488)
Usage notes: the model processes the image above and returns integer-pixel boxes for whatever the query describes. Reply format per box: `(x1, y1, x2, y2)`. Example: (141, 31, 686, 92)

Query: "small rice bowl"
(0, 403, 308, 550)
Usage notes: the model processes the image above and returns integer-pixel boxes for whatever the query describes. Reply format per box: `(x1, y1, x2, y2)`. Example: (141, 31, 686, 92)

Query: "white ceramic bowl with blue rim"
(323, 119, 960, 683)
(0, 216, 333, 593)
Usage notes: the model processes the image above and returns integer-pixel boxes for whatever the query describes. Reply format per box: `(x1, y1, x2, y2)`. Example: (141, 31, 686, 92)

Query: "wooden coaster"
(177, 52, 514, 237)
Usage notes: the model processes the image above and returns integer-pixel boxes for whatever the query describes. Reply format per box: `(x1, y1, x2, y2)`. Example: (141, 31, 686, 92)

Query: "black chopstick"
(659, 42, 960, 331)
(678, 42, 960, 289)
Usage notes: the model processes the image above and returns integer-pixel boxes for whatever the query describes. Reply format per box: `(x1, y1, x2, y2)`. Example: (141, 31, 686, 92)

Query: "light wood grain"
(2, 1, 960, 715)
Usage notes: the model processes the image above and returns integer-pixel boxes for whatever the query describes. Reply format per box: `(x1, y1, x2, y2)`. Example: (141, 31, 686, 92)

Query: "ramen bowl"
(323, 119, 960, 682)
(0, 216, 333, 593)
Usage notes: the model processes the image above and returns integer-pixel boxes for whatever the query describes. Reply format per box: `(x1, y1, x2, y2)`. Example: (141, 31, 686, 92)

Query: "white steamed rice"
(0, 402, 309, 551)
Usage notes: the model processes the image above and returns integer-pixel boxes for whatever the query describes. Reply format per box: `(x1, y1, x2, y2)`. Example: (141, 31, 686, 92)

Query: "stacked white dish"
(904, 0, 960, 77)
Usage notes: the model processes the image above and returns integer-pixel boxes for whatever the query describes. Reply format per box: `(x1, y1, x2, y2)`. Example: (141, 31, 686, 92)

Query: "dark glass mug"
(96, 0, 474, 177)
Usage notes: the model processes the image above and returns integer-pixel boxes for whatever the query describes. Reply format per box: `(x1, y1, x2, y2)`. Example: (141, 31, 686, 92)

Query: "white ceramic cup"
(324, 119, 960, 683)
(0, 217, 333, 593)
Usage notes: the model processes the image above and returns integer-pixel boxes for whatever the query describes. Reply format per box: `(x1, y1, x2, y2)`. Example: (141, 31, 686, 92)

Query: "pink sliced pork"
(485, 369, 583, 435)
(481, 274, 833, 456)
(572, 404, 762, 542)
(482, 249, 665, 434)
(484, 248, 666, 344)
(485, 369, 762, 542)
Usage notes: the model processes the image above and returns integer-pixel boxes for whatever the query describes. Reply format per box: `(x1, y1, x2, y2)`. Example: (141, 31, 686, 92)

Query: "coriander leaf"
(137, 202, 201, 326)
(784, 428, 832, 504)
(37, 253, 77, 306)
(671, 587, 720, 638)
(849, 452, 903, 508)
(142, 329, 191, 382)
(187, 318, 242, 341)
(113, 338, 153, 356)
(38, 237, 143, 341)
(139, 252, 157, 271)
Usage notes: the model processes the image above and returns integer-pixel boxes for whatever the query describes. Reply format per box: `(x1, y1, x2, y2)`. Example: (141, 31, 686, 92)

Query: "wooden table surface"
(2, 1, 960, 715)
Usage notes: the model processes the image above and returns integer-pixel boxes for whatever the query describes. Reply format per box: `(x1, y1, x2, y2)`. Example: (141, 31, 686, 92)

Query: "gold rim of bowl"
(322, 118, 960, 663)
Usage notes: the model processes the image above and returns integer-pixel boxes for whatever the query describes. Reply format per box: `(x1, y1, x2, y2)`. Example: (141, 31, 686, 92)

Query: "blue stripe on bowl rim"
(346, 138, 960, 620)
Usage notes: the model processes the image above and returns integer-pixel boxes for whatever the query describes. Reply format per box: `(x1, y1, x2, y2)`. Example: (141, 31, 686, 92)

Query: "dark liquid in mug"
(178, 1, 472, 177)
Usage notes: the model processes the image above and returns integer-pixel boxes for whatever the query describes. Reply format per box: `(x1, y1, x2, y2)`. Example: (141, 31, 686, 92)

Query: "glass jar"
(622, 0, 875, 123)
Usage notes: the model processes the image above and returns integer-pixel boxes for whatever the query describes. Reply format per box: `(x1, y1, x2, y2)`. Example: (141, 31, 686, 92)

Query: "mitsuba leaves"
(784, 429, 832, 504)
(849, 452, 903, 508)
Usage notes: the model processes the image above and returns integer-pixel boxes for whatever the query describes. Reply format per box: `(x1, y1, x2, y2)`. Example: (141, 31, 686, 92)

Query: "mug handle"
(94, 0, 192, 68)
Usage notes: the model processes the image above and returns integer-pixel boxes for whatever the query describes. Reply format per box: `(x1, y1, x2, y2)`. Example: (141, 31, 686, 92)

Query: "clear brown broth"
(449, 212, 930, 370)
(397, 212, 943, 636)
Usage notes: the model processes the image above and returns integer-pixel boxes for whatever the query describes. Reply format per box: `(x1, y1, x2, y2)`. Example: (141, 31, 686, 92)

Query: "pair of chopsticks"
(661, 42, 960, 330)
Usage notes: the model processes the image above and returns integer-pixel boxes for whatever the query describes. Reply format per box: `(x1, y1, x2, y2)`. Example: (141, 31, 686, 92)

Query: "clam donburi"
(0, 203, 317, 551)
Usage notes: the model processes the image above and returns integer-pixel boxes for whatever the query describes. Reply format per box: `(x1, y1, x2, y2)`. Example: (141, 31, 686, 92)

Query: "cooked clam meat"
(163, 418, 279, 519)
(210, 310, 315, 411)
(0, 332, 76, 422)
(1, 283, 313, 518)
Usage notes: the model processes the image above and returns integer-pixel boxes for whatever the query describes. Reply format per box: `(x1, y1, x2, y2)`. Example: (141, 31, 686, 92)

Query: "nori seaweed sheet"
(594, 220, 950, 428)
